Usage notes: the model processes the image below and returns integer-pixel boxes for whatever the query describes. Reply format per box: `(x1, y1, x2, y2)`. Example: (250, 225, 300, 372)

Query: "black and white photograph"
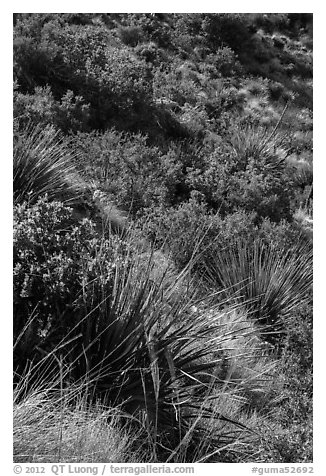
(12, 10, 314, 467)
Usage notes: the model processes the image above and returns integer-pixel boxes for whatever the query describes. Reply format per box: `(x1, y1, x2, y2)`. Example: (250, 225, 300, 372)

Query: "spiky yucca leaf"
(229, 122, 289, 168)
(13, 122, 86, 206)
(15, 236, 258, 459)
(202, 238, 312, 333)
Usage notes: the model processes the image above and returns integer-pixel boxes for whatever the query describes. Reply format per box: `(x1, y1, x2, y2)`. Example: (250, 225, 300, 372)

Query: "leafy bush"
(142, 193, 263, 271)
(117, 25, 143, 47)
(205, 47, 244, 77)
(80, 46, 153, 128)
(172, 14, 252, 56)
(184, 124, 293, 222)
(13, 23, 62, 93)
(142, 193, 308, 275)
(14, 18, 154, 130)
(73, 129, 185, 216)
(134, 42, 167, 67)
(268, 81, 286, 101)
(257, 217, 311, 251)
(13, 198, 128, 364)
(201, 14, 252, 54)
(250, 14, 290, 34)
(14, 84, 91, 132)
(153, 67, 199, 107)
(142, 192, 212, 268)
(252, 300, 312, 463)
(126, 14, 173, 49)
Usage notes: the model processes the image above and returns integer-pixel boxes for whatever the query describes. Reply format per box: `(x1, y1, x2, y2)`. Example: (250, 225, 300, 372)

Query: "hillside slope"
(13, 13, 313, 464)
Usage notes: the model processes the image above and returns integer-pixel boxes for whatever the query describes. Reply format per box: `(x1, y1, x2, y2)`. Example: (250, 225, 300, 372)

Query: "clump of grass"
(229, 115, 289, 166)
(13, 121, 87, 206)
(13, 378, 144, 463)
(287, 156, 313, 190)
(14, 344, 277, 464)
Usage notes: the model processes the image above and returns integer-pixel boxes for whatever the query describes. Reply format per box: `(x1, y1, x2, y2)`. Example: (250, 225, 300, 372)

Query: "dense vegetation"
(13, 13, 313, 463)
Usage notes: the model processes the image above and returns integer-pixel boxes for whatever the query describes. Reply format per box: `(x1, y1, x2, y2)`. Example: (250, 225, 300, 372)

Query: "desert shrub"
(251, 14, 290, 34)
(268, 81, 286, 101)
(13, 85, 56, 126)
(142, 194, 262, 270)
(277, 300, 313, 460)
(13, 17, 82, 92)
(14, 84, 91, 132)
(12, 13, 313, 463)
(153, 63, 242, 126)
(126, 13, 173, 49)
(194, 80, 244, 128)
(179, 103, 212, 138)
(55, 90, 91, 132)
(185, 125, 293, 222)
(14, 17, 153, 131)
(153, 67, 199, 107)
(13, 198, 129, 366)
(287, 140, 313, 164)
(142, 192, 213, 268)
(172, 15, 207, 57)
(172, 14, 252, 56)
(13, 32, 62, 93)
(288, 14, 313, 32)
(53, 24, 153, 128)
(253, 299, 312, 463)
(80, 46, 153, 129)
(205, 47, 244, 77)
(258, 217, 311, 251)
(134, 42, 166, 66)
(201, 14, 252, 54)
(117, 25, 143, 47)
(73, 129, 184, 216)
(143, 194, 308, 274)
(272, 36, 286, 50)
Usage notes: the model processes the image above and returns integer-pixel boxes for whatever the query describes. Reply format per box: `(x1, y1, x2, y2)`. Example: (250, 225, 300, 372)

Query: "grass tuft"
(13, 121, 87, 206)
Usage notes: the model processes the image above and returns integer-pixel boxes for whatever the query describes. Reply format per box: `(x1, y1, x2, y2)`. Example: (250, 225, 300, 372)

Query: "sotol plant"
(14, 211, 262, 461)
(202, 237, 312, 337)
(13, 121, 86, 206)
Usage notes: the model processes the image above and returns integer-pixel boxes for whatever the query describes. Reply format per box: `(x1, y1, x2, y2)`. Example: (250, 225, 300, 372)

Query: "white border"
(3, 4, 323, 474)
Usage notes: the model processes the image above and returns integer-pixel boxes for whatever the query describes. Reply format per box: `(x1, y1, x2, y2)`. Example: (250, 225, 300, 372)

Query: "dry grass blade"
(13, 384, 142, 463)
